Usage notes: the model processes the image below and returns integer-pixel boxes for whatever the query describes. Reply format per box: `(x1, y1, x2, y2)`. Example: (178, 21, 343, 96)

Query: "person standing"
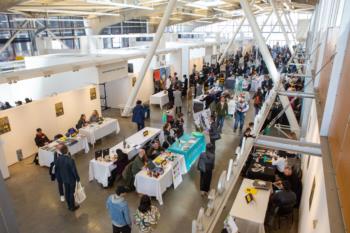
(132, 100, 145, 131)
(53, 143, 65, 202)
(135, 195, 160, 233)
(216, 96, 228, 133)
(106, 186, 132, 233)
(252, 88, 263, 115)
(55, 144, 80, 211)
(182, 74, 188, 97)
(173, 87, 182, 114)
(208, 115, 220, 150)
(233, 98, 249, 133)
(197, 143, 215, 196)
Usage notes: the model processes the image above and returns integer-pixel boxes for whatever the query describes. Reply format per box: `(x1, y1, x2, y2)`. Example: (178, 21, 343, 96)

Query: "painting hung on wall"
(55, 102, 64, 117)
(132, 77, 137, 87)
(90, 87, 97, 100)
(0, 116, 11, 135)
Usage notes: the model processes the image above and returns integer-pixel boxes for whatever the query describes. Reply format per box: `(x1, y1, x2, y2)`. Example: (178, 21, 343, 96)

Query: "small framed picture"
(0, 116, 11, 135)
(90, 87, 97, 100)
(55, 102, 64, 117)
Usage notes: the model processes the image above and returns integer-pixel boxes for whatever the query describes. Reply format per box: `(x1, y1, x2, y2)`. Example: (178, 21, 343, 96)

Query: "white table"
(229, 178, 271, 233)
(134, 154, 186, 205)
(38, 136, 89, 167)
(79, 118, 120, 144)
(88, 159, 116, 187)
(110, 127, 161, 160)
(150, 91, 169, 109)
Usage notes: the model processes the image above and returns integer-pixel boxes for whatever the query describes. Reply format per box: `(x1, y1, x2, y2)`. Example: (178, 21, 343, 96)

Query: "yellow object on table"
(244, 187, 258, 195)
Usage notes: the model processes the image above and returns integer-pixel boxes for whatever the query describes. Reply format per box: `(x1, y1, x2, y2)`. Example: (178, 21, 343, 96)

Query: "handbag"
(74, 182, 86, 204)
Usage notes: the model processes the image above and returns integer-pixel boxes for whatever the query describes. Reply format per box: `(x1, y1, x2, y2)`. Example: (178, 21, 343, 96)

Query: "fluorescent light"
(13, 18, 85, 22)
(179, 12, 207, 17)
(15, 8, 120, 16)
(151, 16, 182, 21)
(190, 0, 225, 7)
(86, 0, 154, 10)
(186, 3, 208, 10)
(196, 20, 212, 23)
(213, 8, 233, 14)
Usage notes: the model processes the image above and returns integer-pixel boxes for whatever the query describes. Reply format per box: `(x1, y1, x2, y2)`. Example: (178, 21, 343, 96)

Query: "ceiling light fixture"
(179, 12, 207, 17)
(14, 8, 120, 16)
(86, 0, 154, 10)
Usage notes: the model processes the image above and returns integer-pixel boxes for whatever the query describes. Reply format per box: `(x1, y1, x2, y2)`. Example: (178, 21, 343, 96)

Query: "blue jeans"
(234, 112, 245, 130)
(217, 116, 225, 132)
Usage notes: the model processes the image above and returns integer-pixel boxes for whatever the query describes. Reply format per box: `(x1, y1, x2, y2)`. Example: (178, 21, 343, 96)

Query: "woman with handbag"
(197, 143, 216, 196)
(134, 195, 160, 233)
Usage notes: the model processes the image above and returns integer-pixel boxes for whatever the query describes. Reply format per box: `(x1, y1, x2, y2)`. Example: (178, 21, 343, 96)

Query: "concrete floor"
(5, 98, 298, 233)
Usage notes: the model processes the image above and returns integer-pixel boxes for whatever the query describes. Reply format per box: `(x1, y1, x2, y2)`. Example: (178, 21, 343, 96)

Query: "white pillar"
(240, 0, 300, 134)
(270, 0, 295, 54)
(218, 17, 245, 64)
(122, 0, 178, 116)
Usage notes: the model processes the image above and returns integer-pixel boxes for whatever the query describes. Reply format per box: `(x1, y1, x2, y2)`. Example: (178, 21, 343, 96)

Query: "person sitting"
(268, 180, 296, 227)
(162, 123, 175, 149)
(147, 141, 164, 160)
(135, 195, 160, 233)
(272, 154, 287, 175)
(35, 128, 50, 148)
(275, 165, 302, 207)
(89, 110, 100, 123)
(123, 149, 146, 191)
(108, 149, 129, 187)
(76, 114, 88, 129)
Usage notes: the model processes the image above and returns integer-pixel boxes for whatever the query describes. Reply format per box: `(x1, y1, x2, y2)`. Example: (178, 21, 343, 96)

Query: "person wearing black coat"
(208, 116, 220, 150)
(197, 143, 215, 196)
(50, 143, 65, 202)
(55, 145, 80, 211)
(182, 75, 188, 97)
(132, 100, 146, 131)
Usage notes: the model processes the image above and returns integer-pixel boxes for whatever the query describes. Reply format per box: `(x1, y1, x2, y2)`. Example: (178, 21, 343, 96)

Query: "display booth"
(0, 85, 101, 175)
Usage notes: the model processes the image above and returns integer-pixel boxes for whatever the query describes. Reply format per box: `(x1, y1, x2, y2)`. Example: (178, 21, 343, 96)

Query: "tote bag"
(74, 182, 86, 204)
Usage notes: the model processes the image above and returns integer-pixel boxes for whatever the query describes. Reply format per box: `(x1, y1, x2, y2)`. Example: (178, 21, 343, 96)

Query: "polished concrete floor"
(5, 97, 298, 233)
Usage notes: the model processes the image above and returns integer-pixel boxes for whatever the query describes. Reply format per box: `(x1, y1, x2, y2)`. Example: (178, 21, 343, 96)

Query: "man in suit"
(55, 144, 80, 211)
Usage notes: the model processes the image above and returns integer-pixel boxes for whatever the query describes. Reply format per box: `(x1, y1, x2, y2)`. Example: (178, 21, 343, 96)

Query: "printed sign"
(55, 102, 64, 117)
(90, 87, 97, 100)
(171, 156, 183, 189)
(0, 116, 11, 135)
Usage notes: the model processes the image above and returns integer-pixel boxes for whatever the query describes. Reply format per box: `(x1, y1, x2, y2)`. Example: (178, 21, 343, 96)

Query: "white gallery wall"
(0, 67, 99, 105)
(0, 85, 101, 172)
(298, 101, 330, 233)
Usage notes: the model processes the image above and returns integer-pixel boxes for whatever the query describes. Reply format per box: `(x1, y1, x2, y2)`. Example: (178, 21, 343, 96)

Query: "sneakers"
(60, 196, 65, 202)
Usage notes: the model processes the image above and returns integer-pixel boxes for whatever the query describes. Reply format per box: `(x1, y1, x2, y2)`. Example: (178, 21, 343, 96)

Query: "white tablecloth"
(38, 136, 89, 167)
(79, 118, 120, 144)
(88, 159, 116, 187)
(110, 127, 161, 160)
(134, 154, 186, 205)
(150, 91, 169, 109)
(229, 178, 271, 233)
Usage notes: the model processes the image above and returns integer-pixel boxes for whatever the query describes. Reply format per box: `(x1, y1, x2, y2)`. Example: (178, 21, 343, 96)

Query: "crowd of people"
(35, 42, 306, 233)
(0, 97, 32, 110)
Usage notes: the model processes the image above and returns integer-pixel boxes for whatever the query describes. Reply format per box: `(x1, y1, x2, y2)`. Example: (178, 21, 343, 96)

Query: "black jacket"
(35, 134, 50, 147)
(55, 154, 80, 184)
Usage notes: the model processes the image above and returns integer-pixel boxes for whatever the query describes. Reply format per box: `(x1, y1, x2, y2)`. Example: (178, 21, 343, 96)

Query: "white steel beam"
(254, 135, 322, 157)
(122, 0, 177, 116)
(0, 21, 29, 54)
(240, 0, 300, 135)
(270, 0, 294, 54)
(277, 91, 315, 98)
(218, 17, 245, 64)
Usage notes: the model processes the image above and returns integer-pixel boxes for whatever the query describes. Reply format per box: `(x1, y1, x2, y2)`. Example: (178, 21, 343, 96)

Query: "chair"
(276, 204, 295, 229)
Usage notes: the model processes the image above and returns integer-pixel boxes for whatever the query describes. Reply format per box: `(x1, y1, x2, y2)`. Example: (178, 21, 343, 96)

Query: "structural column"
(269, 0, 294, 54)
(122, 0, 178, 116)
(240, 0, 300, 134)
(218, 17, 245, 64)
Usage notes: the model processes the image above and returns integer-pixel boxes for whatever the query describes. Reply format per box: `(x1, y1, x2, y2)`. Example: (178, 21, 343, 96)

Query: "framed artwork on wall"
(0, 116, 11, 135)
(90, 87, 97, 100)
(55, 102, 64, 117)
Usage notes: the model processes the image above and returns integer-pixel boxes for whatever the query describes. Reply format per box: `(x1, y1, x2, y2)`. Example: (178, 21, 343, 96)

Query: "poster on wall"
(90, 87, 97, 100)
(0, 116, 11, 135)
(132, 77, 137, 87)
(153, 69, 161, 81)
(211, 55, 217, 65)
(55, 102, 64, 117)
(172, 157, 183, 189)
